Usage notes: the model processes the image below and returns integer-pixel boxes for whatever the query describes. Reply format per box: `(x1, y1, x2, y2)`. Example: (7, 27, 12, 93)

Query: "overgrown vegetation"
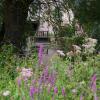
(0, 42, 100, 99)
(0, 0, 100, 100)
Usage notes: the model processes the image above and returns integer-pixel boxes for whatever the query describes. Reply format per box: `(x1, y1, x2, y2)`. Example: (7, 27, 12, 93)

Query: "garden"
(0, 0, 100, 100)
(0, 36, 100, 100)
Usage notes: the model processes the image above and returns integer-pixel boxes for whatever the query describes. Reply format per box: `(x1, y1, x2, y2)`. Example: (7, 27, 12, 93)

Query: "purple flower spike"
(94, 93, 98, 100)
(80, 95, 83, 100)
(48, 73, 56, 86)
(90, 74, 98, 100)
(62, 87, 66, 96)
(17, 78, 21, 87)
(29, 86, 35, 99)
(47, 87, 51, 93)
(91, 74, 96, 82)
(91, 74, 97, 92)
(32, 80, 36, 84)
(54, 87, 58, 94)
(38, 44, 43, 65)
(44, 67, 49, 77)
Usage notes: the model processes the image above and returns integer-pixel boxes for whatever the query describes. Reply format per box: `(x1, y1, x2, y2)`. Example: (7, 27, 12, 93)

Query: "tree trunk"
(0, 22, 5, 45)
(3, 0, 30, 51)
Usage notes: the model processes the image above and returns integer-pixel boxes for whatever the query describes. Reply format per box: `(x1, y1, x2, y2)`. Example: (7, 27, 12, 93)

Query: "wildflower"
(32, 80, 36, 84)
(86, 38, 97, 44)
(44, 66, 49, 78)
(38, 77, 43, 85)
(82, 38, 97, 54)
(34, 88, 38, 94)
(66, 51, 74, 57)
(48, 73, 56, 86)
(75, 50, 81, 55)
(72, 89, 77, 93)
(57, 50, 65, 56)
(29, 86, 35, 98)
(17, 77, 21, 87)
(38, 44, 43, 65)
(91, 74, 97, 92)
(57, 50, 62, 53)
(62, 87, 66, 96)
(80, 95, 83, 100)
(92, 39, 97, 44)
(3, 90, 10, 96)
(60, 52, 65, 56)
(39, 67, 49, 83)
(54, 87, 58, 94)
(82, 44, 96, 54)
(21, 68, 33, 78)
(82, 44, 91, 49)
(72, 45, 81, 51)
(90, 74, 98, 100)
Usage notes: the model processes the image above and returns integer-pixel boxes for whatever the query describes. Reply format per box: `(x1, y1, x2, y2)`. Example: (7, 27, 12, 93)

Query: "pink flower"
(41, 66, 49, 83)
(32, 80, 36, 84)
(44, 67, 49, 77)
(29, 86, 35, 99)
(38, 44, 43, 65)
(80, 95, 83, 100)
(91, 74, 97, 92)
(62, 87, 66, 96)
(17, 78, 21, 87)
(90, 74, 98, 100)
(54, 87, 58, 94)
(21, 68, 33, 78)
(48, 74, 55, 86)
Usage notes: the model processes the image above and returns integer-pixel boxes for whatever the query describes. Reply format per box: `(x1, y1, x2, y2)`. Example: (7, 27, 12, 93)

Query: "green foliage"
(0, 44, 17, 89)
(70, 0, 100, 51)
(58, 25, 75, 37)
(72, 0, 100, 23)
(83, 22, 100, 51)
(57, 36, 85, 52)
(0, 44, 38, 89)
(0, 48, 100, 100)
(91, 23, 100, 51)
(0, 0, 100, 99)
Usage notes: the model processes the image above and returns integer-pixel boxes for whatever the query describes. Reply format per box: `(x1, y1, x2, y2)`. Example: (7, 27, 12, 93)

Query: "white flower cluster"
(66, 45, 81, 57)
(2, 90, 10, 96)
(57, 37, 97, 58)
(73, 45, 81, 55)
(57, 50, 65, 57)
(82, 38, 97, 54)
(66, 51, 74, 57)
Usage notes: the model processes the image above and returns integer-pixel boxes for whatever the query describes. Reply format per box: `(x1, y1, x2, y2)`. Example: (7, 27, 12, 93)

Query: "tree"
(71, 0, 100, 23)
(1, 0, 99, 52)
(70, 0, 100, 50)
(0, 0, 66, 51)
(3, 0, 33, 49)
